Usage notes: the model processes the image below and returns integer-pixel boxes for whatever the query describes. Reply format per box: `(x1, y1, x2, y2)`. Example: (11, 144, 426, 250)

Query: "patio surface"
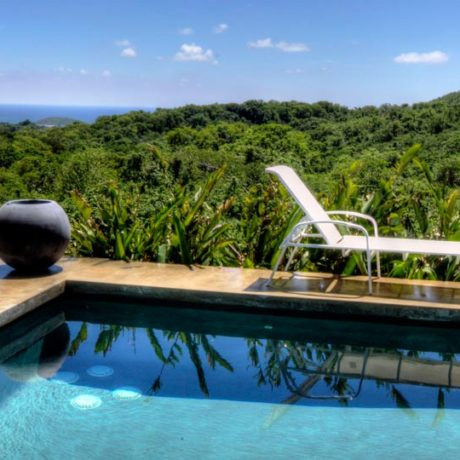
(2, 257, 460, 328)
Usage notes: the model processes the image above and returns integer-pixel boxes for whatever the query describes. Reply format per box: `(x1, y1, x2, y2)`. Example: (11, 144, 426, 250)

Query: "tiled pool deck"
(2, 257, 460, 328)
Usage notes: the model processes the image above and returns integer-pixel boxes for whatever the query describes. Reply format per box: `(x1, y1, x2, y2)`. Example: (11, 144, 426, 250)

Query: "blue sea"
(0, 104, 152, 124)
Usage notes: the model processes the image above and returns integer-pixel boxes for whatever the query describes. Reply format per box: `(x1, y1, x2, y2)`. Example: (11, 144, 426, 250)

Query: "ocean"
(0, 104, 152, 124)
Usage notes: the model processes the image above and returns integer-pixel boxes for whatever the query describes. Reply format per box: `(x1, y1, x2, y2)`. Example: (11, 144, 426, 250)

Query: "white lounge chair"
(266, 165, 460, 294)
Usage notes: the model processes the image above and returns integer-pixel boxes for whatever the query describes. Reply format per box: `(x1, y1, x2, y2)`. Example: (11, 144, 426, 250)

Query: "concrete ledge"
(2, 257, 460, 328)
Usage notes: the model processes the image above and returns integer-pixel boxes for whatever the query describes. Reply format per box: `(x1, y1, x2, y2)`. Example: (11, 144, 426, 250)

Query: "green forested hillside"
(1, 97, 460, 280)
(434, 91, 460, 105)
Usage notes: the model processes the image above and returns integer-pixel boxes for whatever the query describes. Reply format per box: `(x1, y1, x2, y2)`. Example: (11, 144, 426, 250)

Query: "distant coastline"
(0, 104, 152, 124)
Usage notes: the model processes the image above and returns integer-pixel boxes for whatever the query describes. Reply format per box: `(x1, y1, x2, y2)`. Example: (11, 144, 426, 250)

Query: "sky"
(0, 0, 459, 108)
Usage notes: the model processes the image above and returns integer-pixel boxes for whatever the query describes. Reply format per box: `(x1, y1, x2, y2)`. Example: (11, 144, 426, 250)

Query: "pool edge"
(2, 257, 460, 328)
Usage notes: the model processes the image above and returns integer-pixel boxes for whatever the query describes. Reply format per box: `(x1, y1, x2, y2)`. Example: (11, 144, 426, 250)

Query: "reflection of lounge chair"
(333, 351, 460, 389)
(280, 349, 460, 402)
(266, 165, 460, 294)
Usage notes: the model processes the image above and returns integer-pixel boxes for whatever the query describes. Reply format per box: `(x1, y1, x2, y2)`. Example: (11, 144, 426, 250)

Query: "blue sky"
(0, 0, 459, 108)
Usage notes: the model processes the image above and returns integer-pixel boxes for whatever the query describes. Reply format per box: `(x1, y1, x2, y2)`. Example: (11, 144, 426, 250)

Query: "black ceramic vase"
(0, 199, 71, 272)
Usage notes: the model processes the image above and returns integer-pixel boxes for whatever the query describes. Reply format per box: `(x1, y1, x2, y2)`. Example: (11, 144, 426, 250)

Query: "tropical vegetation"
(1, 92, 460, 280)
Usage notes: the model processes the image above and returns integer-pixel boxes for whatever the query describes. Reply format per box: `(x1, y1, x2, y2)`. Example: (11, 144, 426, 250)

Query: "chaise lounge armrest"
(289, 219, 371, 245)
(325, 211, 379, 237)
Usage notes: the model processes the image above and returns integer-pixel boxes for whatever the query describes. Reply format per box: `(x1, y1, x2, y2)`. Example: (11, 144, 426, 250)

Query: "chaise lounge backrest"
(266, 165, 343, 245)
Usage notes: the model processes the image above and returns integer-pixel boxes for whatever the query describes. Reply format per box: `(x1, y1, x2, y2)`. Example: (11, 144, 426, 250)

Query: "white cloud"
(121, 47, 137, 58)
(174, 43, 217, 64)
(115, 39, 131, 47)
(80, 69, 88, 75)
(213, 23, 228, 34)
(102, 70, 111, 77)
(115, 39, 137, 58)
(394, 50, 449, 64)
(248, 38, 273, 49)
(275, 41, 309, 53)
(248, 38, 309, 52)
(179, 27, 194, 35)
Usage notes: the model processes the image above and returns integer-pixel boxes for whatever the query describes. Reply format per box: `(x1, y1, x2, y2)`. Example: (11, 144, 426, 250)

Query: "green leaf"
(172, 212, 193, 265)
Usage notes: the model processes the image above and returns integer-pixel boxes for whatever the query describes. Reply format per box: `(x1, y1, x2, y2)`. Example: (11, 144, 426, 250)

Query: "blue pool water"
(1, 298, 460, 459)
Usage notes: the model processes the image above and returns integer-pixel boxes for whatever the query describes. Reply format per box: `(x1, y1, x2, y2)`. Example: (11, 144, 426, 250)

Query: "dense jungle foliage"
(1, 92, 460, 280)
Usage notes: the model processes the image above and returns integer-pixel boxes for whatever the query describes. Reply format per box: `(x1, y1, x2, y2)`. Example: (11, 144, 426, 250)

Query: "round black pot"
(0, 199, 71, 272)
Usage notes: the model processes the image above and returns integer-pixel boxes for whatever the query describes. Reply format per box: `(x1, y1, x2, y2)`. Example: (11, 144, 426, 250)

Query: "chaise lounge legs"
(265, 246, 288, 287)
(267, 245, 378, 295)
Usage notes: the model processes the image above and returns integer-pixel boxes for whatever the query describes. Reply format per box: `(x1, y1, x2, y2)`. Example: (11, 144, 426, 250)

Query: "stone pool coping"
(2, 257, 460, 328)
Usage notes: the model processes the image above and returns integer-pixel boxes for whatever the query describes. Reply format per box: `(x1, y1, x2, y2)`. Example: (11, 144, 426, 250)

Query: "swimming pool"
(1, 295, 460, 459)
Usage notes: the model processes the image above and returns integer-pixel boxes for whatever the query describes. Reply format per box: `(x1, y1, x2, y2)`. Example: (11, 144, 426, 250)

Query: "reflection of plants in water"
(67, 322, 460, 410)
(146, 330, 234, 397)
(389, 386, 446, 424)
(69, 322, 125, 357)
(69, 323, 88, 356)
(68, 324, 234, 397)
(433, 389, 446, 426)
(390, 387, 416, 417)
(95, 325, 124, 356)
